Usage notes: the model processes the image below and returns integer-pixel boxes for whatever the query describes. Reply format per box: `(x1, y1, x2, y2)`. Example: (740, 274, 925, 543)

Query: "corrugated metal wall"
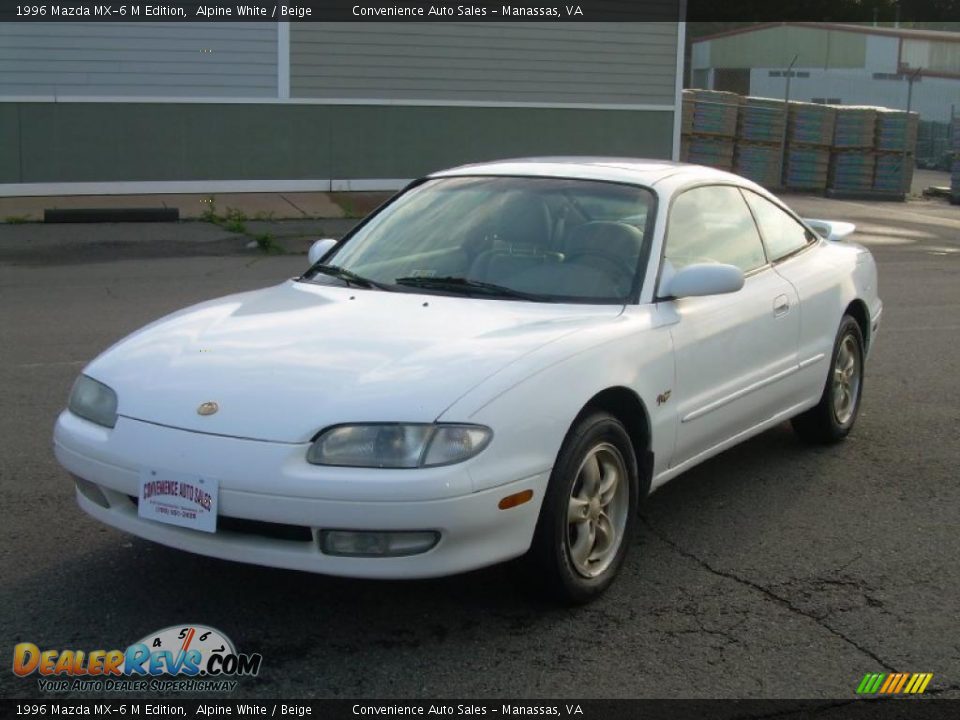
(0, 22, 277, 97)
(901, 39, 960, 75)
(290, 22, 677, 104)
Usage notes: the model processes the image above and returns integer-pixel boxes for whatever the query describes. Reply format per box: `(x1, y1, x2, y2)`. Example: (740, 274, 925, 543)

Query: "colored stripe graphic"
(856, 673, 886, 694)
(857, 673, 932, 695)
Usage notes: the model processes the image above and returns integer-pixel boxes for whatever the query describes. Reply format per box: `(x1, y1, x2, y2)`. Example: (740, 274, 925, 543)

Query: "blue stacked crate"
(784, 102, 835, 191)
(874, 154, 911, 193)
(873, 109, 919, 194)
(784, 145, 832, 190)
(684, 135, 735, 170)
(829, 107, 878, 193)
(833, 106, 878, 149)
(679, 89, 739, 171)
(734, 143, 783, 187)
(830, 151, 877, 192)
(876, 109, 919, 152)
(734, 97, 786, 187)
(690, 90, 740, 137)
(681, 89, 694, 135)
(738, 97, 786, 144)
(788, 102, 836, 147)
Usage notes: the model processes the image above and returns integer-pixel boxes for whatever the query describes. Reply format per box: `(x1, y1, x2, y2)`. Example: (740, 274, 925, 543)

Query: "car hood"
(86, 280, 623, 442)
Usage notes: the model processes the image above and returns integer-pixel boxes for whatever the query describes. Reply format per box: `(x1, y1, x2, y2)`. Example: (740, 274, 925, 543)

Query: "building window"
(873, 72, 922, 82)
(769, 70, 810, 78)
(811, 98, 842, 104)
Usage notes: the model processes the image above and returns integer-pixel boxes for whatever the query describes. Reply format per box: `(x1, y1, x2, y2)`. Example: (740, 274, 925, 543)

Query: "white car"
(54, 159, 881, 603)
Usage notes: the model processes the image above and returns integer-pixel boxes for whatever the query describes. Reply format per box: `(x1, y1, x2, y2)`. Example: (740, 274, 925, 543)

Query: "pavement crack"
(280, 194, 308, 217)
(641, 516, 896, 671)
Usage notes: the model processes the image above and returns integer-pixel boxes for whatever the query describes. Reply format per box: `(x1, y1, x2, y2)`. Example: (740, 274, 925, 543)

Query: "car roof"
(430, 157, 750, 188)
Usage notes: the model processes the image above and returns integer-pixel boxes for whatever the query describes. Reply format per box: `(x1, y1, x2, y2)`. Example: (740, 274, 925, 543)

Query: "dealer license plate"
(137, 469, 219, 533)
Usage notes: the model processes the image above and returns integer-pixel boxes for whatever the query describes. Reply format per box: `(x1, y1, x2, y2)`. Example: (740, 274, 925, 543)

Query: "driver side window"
(665, 185, 767, 273)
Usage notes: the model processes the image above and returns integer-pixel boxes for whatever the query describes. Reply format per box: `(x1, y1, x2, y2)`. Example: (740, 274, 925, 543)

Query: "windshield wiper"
(308, 264, 387, 290)
(393, 276, 547, 301)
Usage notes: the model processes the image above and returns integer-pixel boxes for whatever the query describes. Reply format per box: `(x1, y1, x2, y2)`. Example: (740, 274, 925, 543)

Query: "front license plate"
(137, 469, 218, 533)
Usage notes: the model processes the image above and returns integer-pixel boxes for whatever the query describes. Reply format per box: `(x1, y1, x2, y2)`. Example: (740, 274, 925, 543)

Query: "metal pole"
(780, 55, 799, 187)
(902, 66, 922, 194)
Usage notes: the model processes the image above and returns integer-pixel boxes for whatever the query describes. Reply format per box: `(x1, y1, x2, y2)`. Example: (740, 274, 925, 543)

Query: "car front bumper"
(53, 411, 549, 579)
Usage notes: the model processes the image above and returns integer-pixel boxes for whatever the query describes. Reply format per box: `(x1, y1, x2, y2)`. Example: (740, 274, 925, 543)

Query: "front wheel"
(792, 315, 865, 444)
(527, 411, 639, 604)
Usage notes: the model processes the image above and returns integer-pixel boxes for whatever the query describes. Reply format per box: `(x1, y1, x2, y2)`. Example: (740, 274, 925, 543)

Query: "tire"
(791, 315, 865, 444)
(527, 411, 639, 604)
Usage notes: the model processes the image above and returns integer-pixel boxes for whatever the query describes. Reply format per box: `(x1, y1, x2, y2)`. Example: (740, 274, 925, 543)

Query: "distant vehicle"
(54, 159, 881, 603)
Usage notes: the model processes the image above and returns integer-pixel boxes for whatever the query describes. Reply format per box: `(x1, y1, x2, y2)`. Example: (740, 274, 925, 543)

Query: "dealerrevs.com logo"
(13, 624, 262, 693)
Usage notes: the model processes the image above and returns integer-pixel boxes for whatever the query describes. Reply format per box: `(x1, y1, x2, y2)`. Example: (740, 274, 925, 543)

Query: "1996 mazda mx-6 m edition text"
(54, 159, 881, 602)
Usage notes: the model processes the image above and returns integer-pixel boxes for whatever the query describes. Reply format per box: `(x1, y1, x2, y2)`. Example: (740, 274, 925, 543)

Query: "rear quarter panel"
(773, 239, 879, 400)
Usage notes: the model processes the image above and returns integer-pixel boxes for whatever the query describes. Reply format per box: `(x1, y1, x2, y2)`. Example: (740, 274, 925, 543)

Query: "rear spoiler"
(802, 218, 857, 241)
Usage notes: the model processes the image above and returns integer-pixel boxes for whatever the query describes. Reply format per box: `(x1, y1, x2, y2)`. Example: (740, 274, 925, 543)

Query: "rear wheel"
(792, 315, 865, 444)
(528, 411, 639, 604)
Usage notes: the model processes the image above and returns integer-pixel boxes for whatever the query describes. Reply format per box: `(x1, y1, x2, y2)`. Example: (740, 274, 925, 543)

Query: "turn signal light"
(498, 489, 533, 510)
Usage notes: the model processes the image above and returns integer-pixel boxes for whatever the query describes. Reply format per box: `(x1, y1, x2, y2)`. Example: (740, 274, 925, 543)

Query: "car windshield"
(302, 176, 655, 303)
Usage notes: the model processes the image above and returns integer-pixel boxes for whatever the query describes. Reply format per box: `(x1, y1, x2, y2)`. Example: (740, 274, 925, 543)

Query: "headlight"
(307, 423, 492, 468)
(68, 375, 118, 428)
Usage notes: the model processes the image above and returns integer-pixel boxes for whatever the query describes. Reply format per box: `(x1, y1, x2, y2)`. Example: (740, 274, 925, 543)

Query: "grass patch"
(200, 197, 282, 255)
(3, 215, 30, 224)
(254, 233, 283, 254)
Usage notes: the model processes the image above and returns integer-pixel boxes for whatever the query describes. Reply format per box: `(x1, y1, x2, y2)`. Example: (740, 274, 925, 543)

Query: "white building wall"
(749, 68, 957, 122)
(864, 35, 899, 73)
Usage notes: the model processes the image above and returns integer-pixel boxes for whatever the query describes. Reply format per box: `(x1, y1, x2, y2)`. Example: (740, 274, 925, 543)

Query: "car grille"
(128, 495, 313, 543)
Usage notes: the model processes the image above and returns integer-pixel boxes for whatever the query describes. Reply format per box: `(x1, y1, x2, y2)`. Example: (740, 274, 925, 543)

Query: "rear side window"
(742, 190, 813, 261)
(665, 185, 767, 273)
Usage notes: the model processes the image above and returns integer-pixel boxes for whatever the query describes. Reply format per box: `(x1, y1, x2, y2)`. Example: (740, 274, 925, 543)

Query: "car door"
(660, 184, 801, 468)
(741, 189, 840, 407)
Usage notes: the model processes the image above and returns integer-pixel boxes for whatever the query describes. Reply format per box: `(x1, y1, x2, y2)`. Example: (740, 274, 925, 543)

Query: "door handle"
(773, 294, 790, 317)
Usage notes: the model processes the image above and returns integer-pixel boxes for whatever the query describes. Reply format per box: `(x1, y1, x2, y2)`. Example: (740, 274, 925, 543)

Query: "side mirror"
(307, 238, 338, 266)
(662, 263, 745, 299)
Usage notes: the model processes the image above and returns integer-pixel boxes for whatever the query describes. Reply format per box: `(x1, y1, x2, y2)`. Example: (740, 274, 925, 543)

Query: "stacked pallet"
(873, 110, 920, 193)
(876, 109, 919, 152)
(784, 146, 832, 190)
(680, 89, 740, 171)
(833, 106, 878, 148)
(681, 89, 694, 135)
(784, 103, 835, 191)
(680, 89, 924, 201)
(735, 143, 783, 187)
(683, 135, 735, 170)
(830, 151, 877, 192)
(829, 107, 878, 194)
(874, 154, 911, 193)
(689, 89, 740, 136)
(788, 102, 836, 146)
(733, 97, 786, 187)
(738, 97, 787, 143)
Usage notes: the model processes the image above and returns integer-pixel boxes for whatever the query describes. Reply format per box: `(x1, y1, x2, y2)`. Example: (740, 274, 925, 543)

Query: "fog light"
(73, 476, 109, 509)
(320, 530, 439, 557)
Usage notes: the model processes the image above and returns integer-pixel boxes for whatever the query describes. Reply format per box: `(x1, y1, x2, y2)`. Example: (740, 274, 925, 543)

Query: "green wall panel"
(4, 102, 674, 184)
(0, 105, 20, 183)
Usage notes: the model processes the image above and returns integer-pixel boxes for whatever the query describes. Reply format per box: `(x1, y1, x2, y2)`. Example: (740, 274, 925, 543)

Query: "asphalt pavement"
(0, 195, 958, 700)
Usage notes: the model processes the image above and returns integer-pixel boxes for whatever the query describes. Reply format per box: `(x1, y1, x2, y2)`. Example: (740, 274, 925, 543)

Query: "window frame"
(739, 187, 820, 264)
(655, 181, 772, 300)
